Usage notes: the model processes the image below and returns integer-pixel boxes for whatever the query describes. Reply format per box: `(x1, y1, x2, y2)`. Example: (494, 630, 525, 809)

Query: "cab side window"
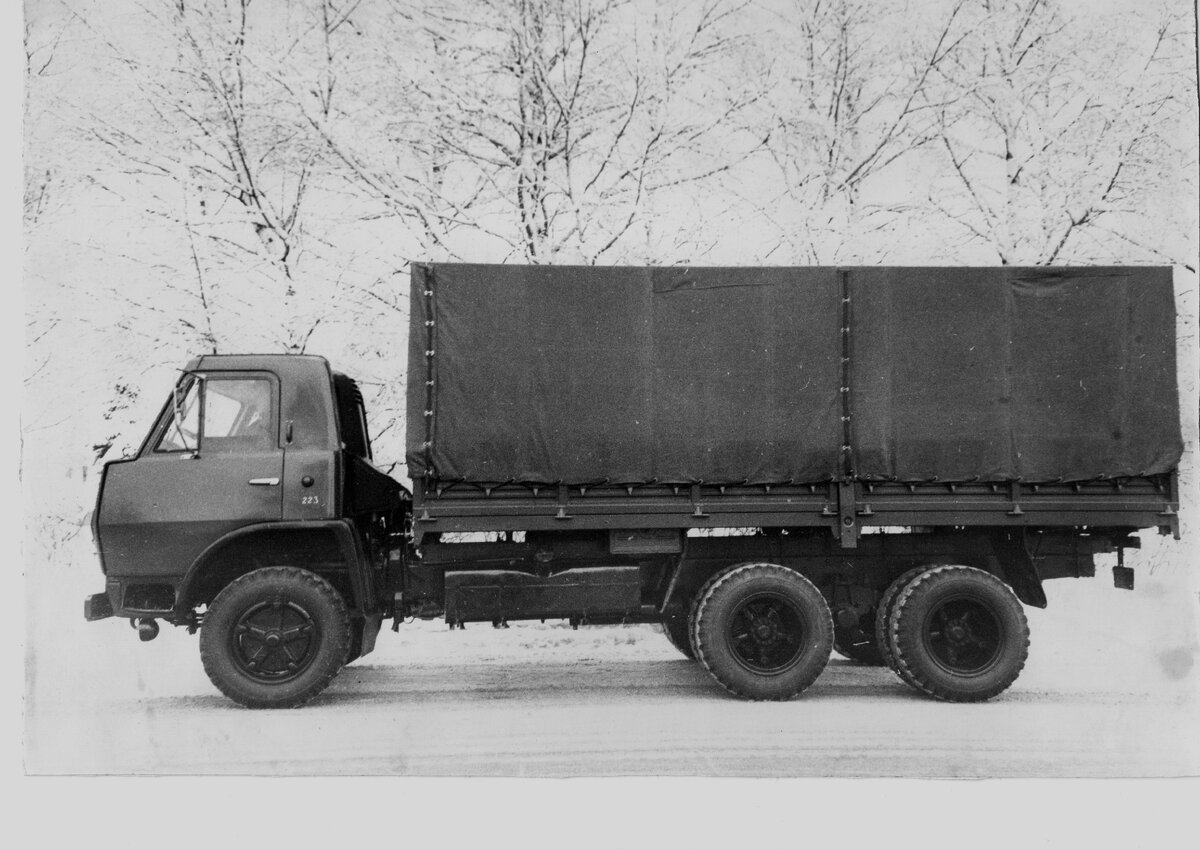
(154, 377, 275, 453)
(203, 378, 274, 451)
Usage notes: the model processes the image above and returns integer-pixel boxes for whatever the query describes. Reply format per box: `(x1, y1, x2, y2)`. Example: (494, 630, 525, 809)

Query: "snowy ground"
(23, 530, 1199, 777)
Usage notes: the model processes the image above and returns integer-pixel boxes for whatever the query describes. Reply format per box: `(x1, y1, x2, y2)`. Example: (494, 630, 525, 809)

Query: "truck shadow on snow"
(144, 656, 930, 711)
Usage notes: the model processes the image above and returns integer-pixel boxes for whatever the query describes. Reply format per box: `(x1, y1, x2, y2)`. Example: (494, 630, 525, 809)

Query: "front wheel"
(888, 565, 1029, 702)
(692, 563, 833, 700)
(200, 567, 352, 709)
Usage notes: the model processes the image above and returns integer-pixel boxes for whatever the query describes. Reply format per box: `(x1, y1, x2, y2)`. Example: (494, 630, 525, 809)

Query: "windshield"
(155, 379, 200, 452)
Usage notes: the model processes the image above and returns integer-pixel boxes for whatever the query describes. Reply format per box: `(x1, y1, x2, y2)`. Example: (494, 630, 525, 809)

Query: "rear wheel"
(874, 567, 928, 673)
(888, 565, 1029, 702)
(691, 563, 833, 700)
(200, 567, 351, 709)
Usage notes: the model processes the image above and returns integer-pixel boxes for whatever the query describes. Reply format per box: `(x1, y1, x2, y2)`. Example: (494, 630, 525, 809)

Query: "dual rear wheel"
(674, 561, 1029, 703)
(880, 565, 1029, 702)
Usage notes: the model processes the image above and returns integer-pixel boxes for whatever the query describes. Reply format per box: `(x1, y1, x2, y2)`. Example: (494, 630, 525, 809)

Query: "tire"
(200, 567, 352, 709)
(874, 567, 928, 673)
(662, 614, 696, 659)
(833, 627, 885, 666)
(888, 565, 1029, 703)
(686, 576, 713, 659)
(691, 563, 833, 700)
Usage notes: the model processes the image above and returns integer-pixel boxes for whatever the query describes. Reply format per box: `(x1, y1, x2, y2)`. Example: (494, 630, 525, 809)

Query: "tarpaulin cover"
(407, 264, 1181, 485)
(848, 267, 1182, 482)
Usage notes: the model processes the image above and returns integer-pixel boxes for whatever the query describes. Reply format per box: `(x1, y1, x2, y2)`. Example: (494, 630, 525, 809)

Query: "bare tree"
(67, 0, 361, 353)
(24, 1, 416, 473)
(755, 0, 970, 263)
(302, 0, 768, 263)
(24, 5, 76, 230)
(929, 0, 1197, 267)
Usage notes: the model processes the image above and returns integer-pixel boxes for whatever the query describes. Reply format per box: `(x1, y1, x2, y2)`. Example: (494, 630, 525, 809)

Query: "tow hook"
(132, 618, 160, 642)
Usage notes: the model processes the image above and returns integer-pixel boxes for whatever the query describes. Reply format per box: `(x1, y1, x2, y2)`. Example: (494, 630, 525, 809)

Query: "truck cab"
(86, 355, 408, 703)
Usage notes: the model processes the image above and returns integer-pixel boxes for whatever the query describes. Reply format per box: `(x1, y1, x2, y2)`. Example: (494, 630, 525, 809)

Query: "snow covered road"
(37, 654, 1200, 777)
(25, 553, 1200, 776)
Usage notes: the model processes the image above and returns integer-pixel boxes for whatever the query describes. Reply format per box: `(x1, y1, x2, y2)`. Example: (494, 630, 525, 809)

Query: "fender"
(175, 519, 373, 615)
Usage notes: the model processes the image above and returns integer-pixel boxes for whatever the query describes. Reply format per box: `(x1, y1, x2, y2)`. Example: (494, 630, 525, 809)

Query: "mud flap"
(990, 530, 1048, 609)
(359, 614, 383, 656)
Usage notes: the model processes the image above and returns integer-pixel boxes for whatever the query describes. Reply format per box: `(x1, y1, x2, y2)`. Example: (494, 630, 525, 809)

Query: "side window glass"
(154, 377, 275, 454)
(154, 380, 200, 453)
(203, 378, 274, 451)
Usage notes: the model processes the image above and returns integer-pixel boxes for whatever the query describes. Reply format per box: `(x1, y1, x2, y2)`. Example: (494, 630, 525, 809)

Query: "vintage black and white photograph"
(20, 0, 1199, 782)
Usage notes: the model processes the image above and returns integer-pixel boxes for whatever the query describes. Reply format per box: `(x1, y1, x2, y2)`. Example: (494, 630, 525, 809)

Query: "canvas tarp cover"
(847, 267, 1181, 482)
(407, 264, 1181, 485)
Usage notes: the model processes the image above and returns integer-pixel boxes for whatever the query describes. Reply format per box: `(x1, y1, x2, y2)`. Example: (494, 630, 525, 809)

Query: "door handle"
(248, 478, 280, 486)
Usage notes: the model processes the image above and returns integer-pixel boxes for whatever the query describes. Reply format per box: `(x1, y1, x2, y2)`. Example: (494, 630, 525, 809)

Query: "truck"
(84, 264, 1184, 708)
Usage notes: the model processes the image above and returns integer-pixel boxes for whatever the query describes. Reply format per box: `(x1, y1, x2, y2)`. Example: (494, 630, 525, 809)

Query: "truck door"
(97, 372, 285, 579)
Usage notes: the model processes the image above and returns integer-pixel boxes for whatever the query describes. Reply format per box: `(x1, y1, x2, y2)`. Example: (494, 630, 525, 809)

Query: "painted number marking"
(301, 495, 320, 506)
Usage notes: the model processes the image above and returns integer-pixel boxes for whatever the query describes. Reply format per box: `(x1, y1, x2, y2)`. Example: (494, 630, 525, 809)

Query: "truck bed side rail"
(410, 472, 1179, 546)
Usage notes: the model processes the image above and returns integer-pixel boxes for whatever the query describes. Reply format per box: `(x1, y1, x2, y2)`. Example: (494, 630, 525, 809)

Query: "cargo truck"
(85, 265, 1183, 708)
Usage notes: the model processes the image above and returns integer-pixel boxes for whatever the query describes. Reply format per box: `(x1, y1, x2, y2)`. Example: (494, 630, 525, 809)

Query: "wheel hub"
(231, 600, 318, 682)
(727, 593, 807, 675)
(924, 597, 1002, 674)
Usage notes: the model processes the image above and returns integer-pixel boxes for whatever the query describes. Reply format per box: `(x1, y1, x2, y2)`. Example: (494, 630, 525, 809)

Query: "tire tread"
(889, 565, 1029, 703)
(691, 562, 833, 701)
(200, 567, 351, 709)
(874, 566, 928, 674)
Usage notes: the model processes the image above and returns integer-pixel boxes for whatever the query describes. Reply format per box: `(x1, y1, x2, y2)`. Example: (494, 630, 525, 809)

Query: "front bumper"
(84, 591, 114, 621)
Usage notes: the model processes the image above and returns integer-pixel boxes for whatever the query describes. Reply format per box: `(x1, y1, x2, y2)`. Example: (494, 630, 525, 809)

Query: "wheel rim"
(230, 599, 320, 683)
(921, 594, 1002, 675)
(726, 592, 807, 675)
